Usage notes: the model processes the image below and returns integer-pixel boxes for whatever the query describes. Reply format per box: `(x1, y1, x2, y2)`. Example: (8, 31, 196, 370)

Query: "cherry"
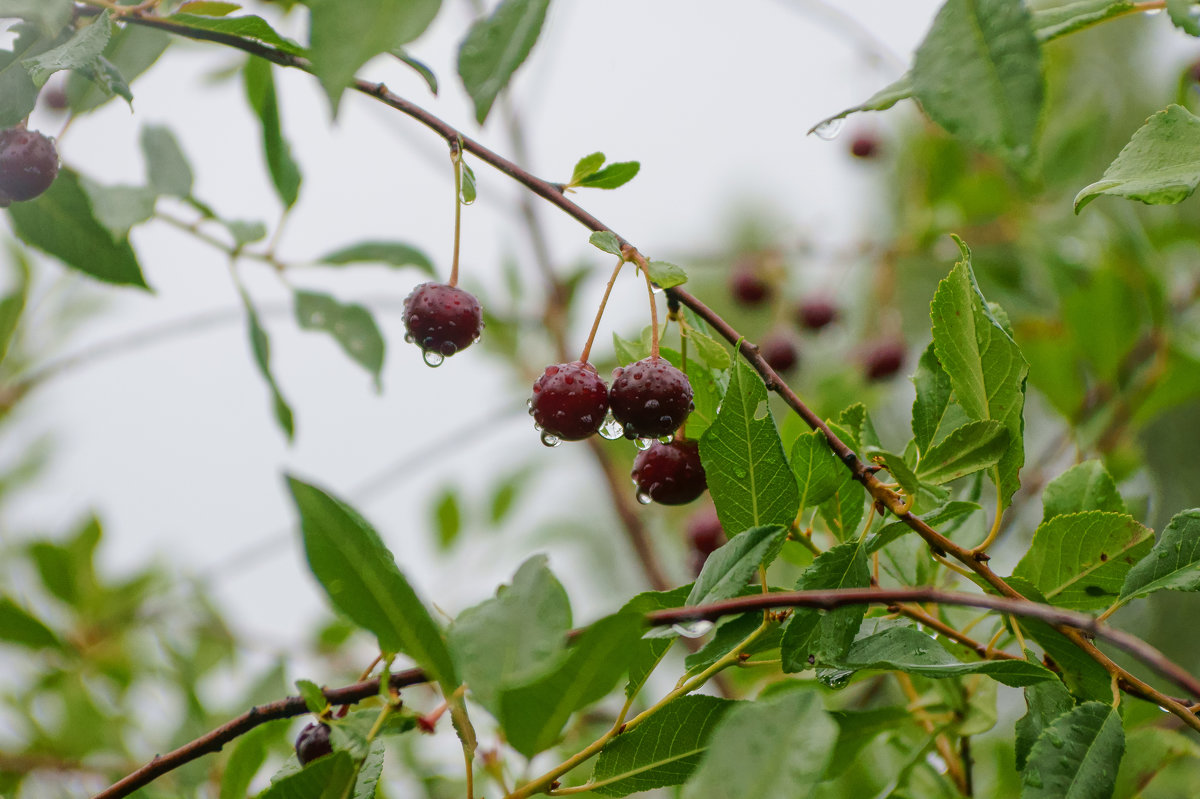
(849, 133, 880, 159)
(729, 260, 771, 306)
(796, 297, 838, 331)
(686, 507, 726, 575)
(403, 282, 483, 363)
(42, 82, 69, 111)
(295, 722, 333, 765)
(529, 361, 609, 443)
(760, 333, 798, 373)
(609, 356, 693, 439)
(0, 128, 59, 205)
(863, 339, 906, 381)
(632, 438, 707, 505)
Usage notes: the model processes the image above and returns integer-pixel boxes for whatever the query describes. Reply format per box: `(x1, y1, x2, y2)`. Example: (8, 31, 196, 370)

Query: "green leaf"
(825, 707, 912, 778)
(1169, 0, 1200, 35)
(307, 0, 438, 113)
(621, 585, 689, 701)
(1007, 578, 1112, 701)
(0, 23, 46, 127)
(240, 289, 294, 440)
(178, 1, 242, 15)
(0, 247, 30, 365)
(685, 525, 787, 608)
(818, 422, 867, 541)
(7, 168, 149, 289)
(459, 162, 477, 205)
(577, 161, 640, 189)
(1061, 269, 1143, 384)
(867, 501, 981, 554)
(22, 10, 113, 88)
(1032, 0, 1138, 42)
(257, 750, 357, 799)
(431, 487, 460, 550)
(569, 152, 606, 185)
(221, 719, 289, 799)
(929, 239, 1027, 510)
(78, 179, 158, 241)
(1120, 508, 1200, 601)
(683, 612, 781, 673)
(645, 260, 686, 289)
(1020, 702, 1124, 799)
(294, 290, 386, 386)
(244, 57, 302, 208)
(590, 695, 736, 796)
(317, 241, 434, 275)
(912, 0, 1043, 172)
(0, 596, 62, 649)
(791, 431, 842, 511)
(166, 11, 305, 55)
(682, 691, 836, 799)
(66, 23, 169, 114)
(446, 555, 571, 717)
(286, 476, 458, 693)
(1042, 461, 1125, 522)
(780, 540, 870, 671)
(685, 327, 730, 371)
(0, 0, 73, 36)
(392, 49, 438, 94)
(1014, 676, 1073, 771)
(911, 342, 957, 456)
(1075, 105, 1200, 211)
(1013, 511, 1152, 610)
(1113, 727, 1200, 799)
(699, 356, 799, 536)
(916, 420, 1009, 485)
(809, 72, 913, 135)
(589, 230, 623, 256)
(349, 740, 385, 799)
(825, 626, 1056, 688)
(456, 0, 549, 124)
(140, 125, 194, 198)
(869, 449, 922, 496)
(295, 679, 327, 714)
(499, 611, 643, 758)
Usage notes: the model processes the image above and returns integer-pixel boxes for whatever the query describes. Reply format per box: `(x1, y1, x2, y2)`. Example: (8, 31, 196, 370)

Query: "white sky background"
(2, 1, 940, 668)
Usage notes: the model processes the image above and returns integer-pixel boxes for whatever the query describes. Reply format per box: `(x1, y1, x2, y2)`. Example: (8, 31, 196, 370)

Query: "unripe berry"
(0, 128, 59, 205)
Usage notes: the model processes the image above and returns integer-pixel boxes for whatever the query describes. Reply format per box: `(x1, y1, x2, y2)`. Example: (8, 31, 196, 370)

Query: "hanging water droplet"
(658, 435, 673, 444)
(526, 398, 535, 413)
(671, 620, 713, 638)
(634, 437, 652, 451)
(423, 350, 445, 367)
(404, 333, 415, 344)
(540, 431, 561, 448)
(813, 117, 844, 140)
(599, 414, 624, 440)
(635, 490, 653, 505)
(817, 668, 853, 689)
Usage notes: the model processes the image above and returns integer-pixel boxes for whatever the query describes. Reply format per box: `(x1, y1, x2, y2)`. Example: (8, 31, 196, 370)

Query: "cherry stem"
(629, 253, 660, 359)
(579, 256, 624, 364)
(449, 141, 463, 287)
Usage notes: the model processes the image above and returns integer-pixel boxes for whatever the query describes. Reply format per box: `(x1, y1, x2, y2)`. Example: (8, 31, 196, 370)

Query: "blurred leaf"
(66, 23, 169, 113)
(287, 476, 458, 693)
(220, 719, 289, 799)
(791, 430, 841, 510)
(141, 125, 194, 198)
(431, 488, 461, 550)
(178, 1, 242, 14)
(1076, 105, 1200, 211)
(569, 152, 606, 185)
(488, 467, 531, 525)
(78, 178, 157, 240)
(0, 596, 62, 649)
(317, 241, 434, 275)
(1020, 702, 1123, 799)
(591, 695, 735, 797)
(1013, 511, 1152, 610)
(1113, 726, 1200, 798)
(447, 556, 571, 717)
(577, 161, 640, 189)
(916, 420, 1008, 485)
(7, 168, 149, 289)
(780, 540, 870, 671)
(392, 49, 438, 94)
(243, 58, 302, 208)
(0, 248, 30, 365)
(1061, 269, 1143, 382)
(1120, 508, 1200, 602)
(699, 356, 799, 536)
(645, 259, 686, 288)
(22, 10, 113, 88)
(1169, 0, 1200, 35)
(457, 0, 549, 124)
(166, 11, 305, 55)
(0, 0, 72, 36)
(295, 679, 326, 714)
(809, 72, 913, 135)
(824, 707, 912, 778)
(294, 290, 386, 385)
(1042, 460, 1125, 522)
(0, 23, 45, 127)
(1014, 675, 1072, 771)
(590, 231, 623, 256)
(682, 691, 835, 799)
(1032, 0, 1139, 41)
(240, 288, 294, 440)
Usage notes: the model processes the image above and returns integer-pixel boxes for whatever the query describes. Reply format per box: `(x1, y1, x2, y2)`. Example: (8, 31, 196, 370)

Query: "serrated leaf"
(685, 327, 730, 370)
(590, 695, 735, 796)
(589, 230, 623, 256)
(317, 241, 434, 275)
(447, 555, 571, 717)
(912, 0, 1043, 172)
(286, 476, 458, 694)
(645, 259, 686, 289)
(912, 343, 956, 454)
(577, 161, 639, 189)
(294, 680, 326, 714)
(22, 10, 113, 88)
(244, 57, 302, 208)
(809, 72, 913, 135)
(457, 0, 549, 124)
(240, 289, 294, 439)
(699, 356, 799, 536)
(780, 540, 870, 671)
(791, 431, 842, 511)
(141, 125, 194, 198)
(7, 169, 148, 288)
(570, 151, 605, 185)
(1075, 105, 1200, 211)
(916, 420, 1009, 485)
(1014, 676, 1073, 771)
(824, 626, 1056, 687)
(682, 691, 835, 799)
(929, 239, 1027, 510)
(1013, 511, 1152, 610)
(66, 23, 169, 114)
(1042, 461, 1126, 522)
(685, 525, 786, 608)
(1020, 702, 1124, 799)
(1119, 508, 1200, 601)
(499, 611, 643, 758)
(294, 290, 386, 385)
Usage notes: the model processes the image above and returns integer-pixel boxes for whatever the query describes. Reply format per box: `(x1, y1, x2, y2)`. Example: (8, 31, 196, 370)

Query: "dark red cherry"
(849, 133, 880, 159)
(863, 339, 906, 381)
(529, 361, 609, 443)
(686, 507, 727, 575)
(729, 261, 771, 306)
(0, 128, 59, 205)
(609, 356, 693, 439)
(796, 297, 838, 331)
(295, 722, 333, 765)
(632, 438, 707, 505)
(760, 334, 798, 373)
(403, 282, 483, 363)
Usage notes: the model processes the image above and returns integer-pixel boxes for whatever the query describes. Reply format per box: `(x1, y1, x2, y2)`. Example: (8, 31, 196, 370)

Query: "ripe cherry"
(849, 133, 880, 159)
(729, 260, 771, 306)
(796, 297, 838, 331)
(686, 507, 727, 575)
(403, 282, 483, 364)
(295, 722, 333, 765)
(760, 333, 798, 373)
(0, 128, 59, 205)
(863, 339, 906, 381)
(609, 356, 693, 439)
(529, 361, 609, 444)
(632, 438, 707, 505)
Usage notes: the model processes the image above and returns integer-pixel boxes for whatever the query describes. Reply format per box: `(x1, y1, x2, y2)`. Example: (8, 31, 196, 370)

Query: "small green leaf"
(780, 540, 870, 671)
(1032, 0, 1139, 41)
(870, 449, 922, 496)
(177, 1, 242, 15)
(240, 289, 294, 440)
(791, 431, 842, 511)
(317, 241, 434, 275)
(1120, 508, 1200, 601)
(1075, 105, 1200, 211)
(685, 525, 787, 608)
(294, 290, 386, 385)
(244, 57, 302, 208)
(1042, 461, 1126, 522)
(569, 152, 606, 185)
(22, 10, 113, 88)
(912, 342, 970, 455)
(1169, 0, 1200, 35)
(577, 161, 640, 189)
(0, 596, 62, 649)
(590, 695, 736, 796)
(457, 0, 549, 124)
(286, 476, 458, 694)
(392, 49, 438, 95)
(78, 179, 158, 241)
(868, 501, 981, 554)
(459, 161, 477, 205)
(645, 260, 687, 289)
(818, 422, 867, 541)
(220, 719, 290, 799)
(916, 420, 1009, 485)
(1014, 676, 1073, 771)
(589, 230, 623, 256)
(431, 488, 461, 550)
(809, 72, 913, 135)
(684, 327, 730, 370)
(141, 125, 194, 198)
(0, 247, 30, 366)
(1020, 702, 1124, 799)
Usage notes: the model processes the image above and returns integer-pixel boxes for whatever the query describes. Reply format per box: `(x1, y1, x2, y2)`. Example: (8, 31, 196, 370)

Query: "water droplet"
(734, 467, 747, 478)
(813, 117, 845, 140)
(636, 491, 652, 505)
(540, 431, 561, 448)
(404, 333, 415, 343)
(440, 340, 458, 357)
(634, 437, 652, 451)
(671, 620, 713, 638)
(817, 668, 852, 689)
(644, 399, 660, 411)
(526, 398, 534, 411)
(915, 648, 927, 656)
(658, 435, 673, 444)
(599, 415, 623, 440)
(423, 350, 444, 367)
